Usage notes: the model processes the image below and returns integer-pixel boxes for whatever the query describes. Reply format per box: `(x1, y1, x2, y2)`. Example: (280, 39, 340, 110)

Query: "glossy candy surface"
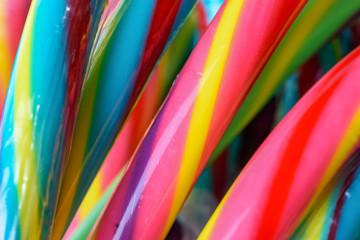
(211, 0, 360, 161)
(0, 0, 107, 238)
(62, 5, 206, 237)
(91, 0, 307, 238)
(200, 46, 360, 240)
(53, 0, 198, 237)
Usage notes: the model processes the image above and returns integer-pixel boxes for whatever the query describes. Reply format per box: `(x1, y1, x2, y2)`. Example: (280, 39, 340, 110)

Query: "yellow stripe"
(319, 108, 360, 196)
(298, 108, 360, 229)
(13, 2, 40, 238)
(0, 0, 12, 87)
(54, 2, 135, 235)
(163, 0, 245, 237)
(198, 183, 233, 239)
(79, 171, 103, 220)
(241, 0, 336, 129)
(303, 192, 331, 239)
(52, 46, 106, 240)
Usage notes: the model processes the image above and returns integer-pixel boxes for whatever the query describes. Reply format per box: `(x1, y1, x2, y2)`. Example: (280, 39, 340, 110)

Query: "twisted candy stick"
(53, 0, 198, 237)
(279, 33, 358, 239)
(272, 30, 358, 240)
(63, 8, 204, 237)
(199, 46, 360, 239)
(211, 0, 360, 161)
(91, 0, 307, 239)
(0, 0, 31, 113)
(77, 4, 204, 221)
(0, 0, 106, 238)
(60, 6, 207, 238)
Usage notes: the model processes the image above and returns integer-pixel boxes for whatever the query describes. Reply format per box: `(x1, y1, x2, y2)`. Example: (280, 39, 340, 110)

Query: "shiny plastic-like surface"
(0, 0, 106, 239)
(211, 0, 360, 161)
(91, 0, 307, 239)
(62, 6, 206, 238)
(199, 46, 360, 239)
(53, 0, 198, 238)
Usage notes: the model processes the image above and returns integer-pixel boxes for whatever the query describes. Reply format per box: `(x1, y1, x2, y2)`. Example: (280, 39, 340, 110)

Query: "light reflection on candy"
(212, 0, 360, 161)
(53, 0, 198, 238)
(91, 0, 308, 239)
(62, 6, 206, 237)
(0, 0, 107, 239)
(200, 46, 360, 240)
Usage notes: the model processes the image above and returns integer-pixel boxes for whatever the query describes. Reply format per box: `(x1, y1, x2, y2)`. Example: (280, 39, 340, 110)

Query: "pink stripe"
(206, 47, 360, 239)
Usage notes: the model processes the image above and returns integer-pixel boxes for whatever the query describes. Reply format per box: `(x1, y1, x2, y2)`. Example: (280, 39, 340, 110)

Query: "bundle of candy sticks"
(0, 0, 360, 239)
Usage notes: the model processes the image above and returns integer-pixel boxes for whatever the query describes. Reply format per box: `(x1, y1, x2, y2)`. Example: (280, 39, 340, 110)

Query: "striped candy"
(91, 0, 307, 239)
(63, 172, 125, 240)
(211, 0, 360, 161)
(0, 0, 106, 238)
(199, 46, 360, 239)
(53, 0, 198, 238)
(62, 6, 207, 238)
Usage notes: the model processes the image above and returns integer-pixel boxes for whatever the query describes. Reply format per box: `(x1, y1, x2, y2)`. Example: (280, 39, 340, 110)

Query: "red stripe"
(256, 78, 341, 239)
(129, 0, 182, 106)
(195, 1, 208, 34)
(64, 0, 91, 156)
(7, 0, 32, 57)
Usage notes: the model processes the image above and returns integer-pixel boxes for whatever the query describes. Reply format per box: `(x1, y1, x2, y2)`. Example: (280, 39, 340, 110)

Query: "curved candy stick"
(211, 0, 360, 161)
(63, 8, 204, 237)
(0, 0, 106, 238)
(91, 0, 307, 239)
(88, 4, 203, 212)
(53, 0, 198, 237)
(0, 0, 31, 113)
(259, 29, 358, 240)
(199, 46, 360, 239)
(278, 31, 359, 240)
(63, 5, 207, 237)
